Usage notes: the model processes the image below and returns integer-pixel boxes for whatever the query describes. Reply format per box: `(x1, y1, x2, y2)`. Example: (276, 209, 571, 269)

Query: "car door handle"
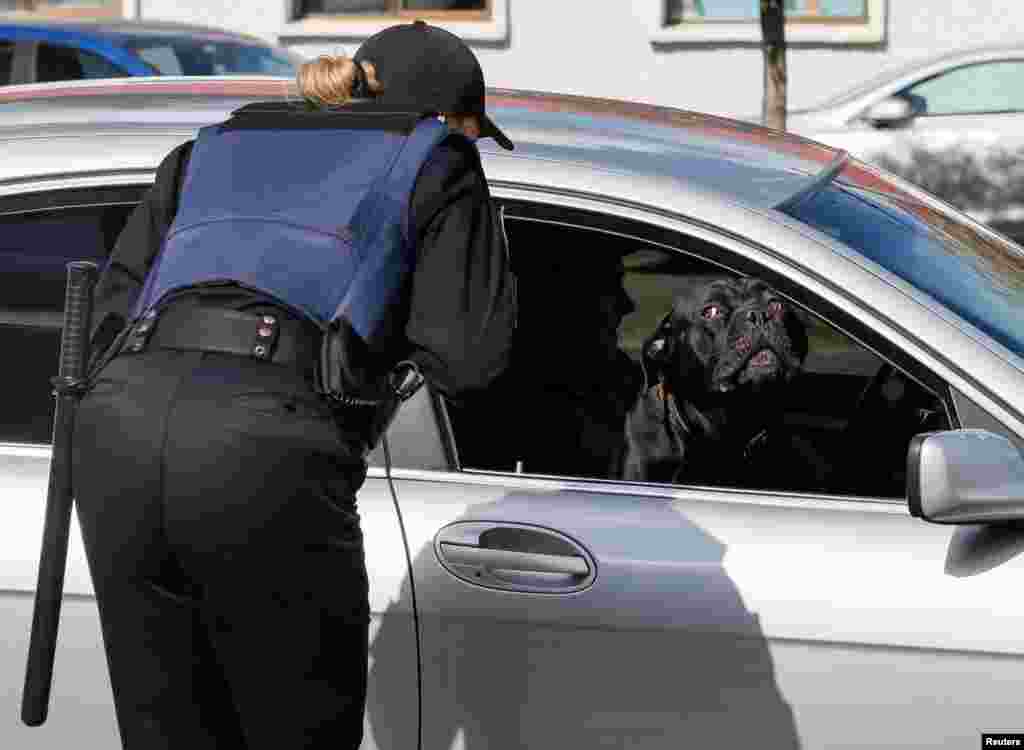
(434, 522, 597, 592)
(438, 542, 590, 576)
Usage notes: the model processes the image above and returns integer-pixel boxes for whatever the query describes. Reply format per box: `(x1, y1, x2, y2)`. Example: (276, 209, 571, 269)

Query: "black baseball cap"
(354, 20, 513, 150)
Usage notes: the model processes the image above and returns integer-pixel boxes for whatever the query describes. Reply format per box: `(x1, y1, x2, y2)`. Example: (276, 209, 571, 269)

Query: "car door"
(370, 192, 1024, 750)
(0, 182, 420, 749)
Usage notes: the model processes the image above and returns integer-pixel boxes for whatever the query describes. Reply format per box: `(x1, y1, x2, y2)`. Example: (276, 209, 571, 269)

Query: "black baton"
(22, 260, 98, 727)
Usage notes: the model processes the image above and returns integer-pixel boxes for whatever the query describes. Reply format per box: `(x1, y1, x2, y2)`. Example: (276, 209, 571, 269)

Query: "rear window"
(123, 36, 300, 76)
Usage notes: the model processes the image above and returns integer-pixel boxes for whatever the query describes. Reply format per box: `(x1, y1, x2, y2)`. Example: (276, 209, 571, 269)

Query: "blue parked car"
(0, 17, 304, 85)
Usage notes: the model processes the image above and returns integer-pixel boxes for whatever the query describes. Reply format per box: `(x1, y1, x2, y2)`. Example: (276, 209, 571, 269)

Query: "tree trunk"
(760, 0, 787, 131)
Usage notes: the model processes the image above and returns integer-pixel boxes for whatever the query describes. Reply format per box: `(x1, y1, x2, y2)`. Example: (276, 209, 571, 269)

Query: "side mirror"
(908, 429, 1024, 524)
(863, 95, 923, 126)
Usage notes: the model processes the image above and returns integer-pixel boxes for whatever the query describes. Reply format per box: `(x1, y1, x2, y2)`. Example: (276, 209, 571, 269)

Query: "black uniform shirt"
(94, 134, 516, 399)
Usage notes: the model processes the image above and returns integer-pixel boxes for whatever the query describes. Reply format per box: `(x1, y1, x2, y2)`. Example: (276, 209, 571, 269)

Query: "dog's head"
(643, 277, 808, 400)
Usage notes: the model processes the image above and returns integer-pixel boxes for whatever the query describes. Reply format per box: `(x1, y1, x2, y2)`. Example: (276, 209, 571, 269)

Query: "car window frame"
(0, 179, 993, 499)
(496, 195, 955, 410)
(0, 185, 146, 219)
(390, 186, 975, 502)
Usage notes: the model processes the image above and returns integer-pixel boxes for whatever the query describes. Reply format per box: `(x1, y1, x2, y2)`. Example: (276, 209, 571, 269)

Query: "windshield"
(123, 35, 301, 76)
(781, 158, 1024, 359)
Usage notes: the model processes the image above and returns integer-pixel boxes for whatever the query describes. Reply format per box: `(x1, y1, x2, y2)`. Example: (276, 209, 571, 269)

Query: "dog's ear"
(642, 312, 676, 370)
(643, 308, 702, 393)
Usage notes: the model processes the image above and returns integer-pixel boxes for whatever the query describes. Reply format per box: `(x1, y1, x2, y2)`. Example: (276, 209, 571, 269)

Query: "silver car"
(2, 77, 1024, 749)
(786, 43, 1024, 243)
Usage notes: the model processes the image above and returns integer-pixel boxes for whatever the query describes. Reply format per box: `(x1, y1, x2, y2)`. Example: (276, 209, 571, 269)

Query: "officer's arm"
(405, 139, 516, 399)
(92, 141, 195, 326)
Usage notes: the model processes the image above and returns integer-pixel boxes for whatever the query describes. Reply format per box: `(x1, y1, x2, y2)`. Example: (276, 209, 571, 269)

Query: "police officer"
(72, 21, 515, 750)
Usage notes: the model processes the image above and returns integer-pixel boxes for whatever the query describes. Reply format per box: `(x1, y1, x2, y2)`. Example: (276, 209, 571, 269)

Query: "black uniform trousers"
(72, 346, 370, 749)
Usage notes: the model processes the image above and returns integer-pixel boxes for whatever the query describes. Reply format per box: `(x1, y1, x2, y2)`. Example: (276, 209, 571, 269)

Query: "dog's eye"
(701, 304, 724, 321)
(767, 300, 784, 320)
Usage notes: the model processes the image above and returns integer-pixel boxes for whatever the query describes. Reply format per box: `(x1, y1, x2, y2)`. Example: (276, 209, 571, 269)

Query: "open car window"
(442, 200, 956, 499)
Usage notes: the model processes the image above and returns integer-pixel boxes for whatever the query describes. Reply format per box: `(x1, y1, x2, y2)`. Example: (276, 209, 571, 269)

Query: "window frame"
(298, 0, 491, 22)
(0, 183, 972, 499)
(496, 196, 952, 406)
(6, 0, 126, 19)
(281, 0, 508, 43)
(651, 0, 886, 45)
(414, 192, 960, 501)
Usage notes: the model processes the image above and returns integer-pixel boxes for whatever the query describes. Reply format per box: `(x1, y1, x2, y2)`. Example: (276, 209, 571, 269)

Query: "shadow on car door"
(366, 481, 800, 750)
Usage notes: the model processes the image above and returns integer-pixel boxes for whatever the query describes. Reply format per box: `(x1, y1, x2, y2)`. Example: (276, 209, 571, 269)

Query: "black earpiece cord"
(381, 434, 423, 750)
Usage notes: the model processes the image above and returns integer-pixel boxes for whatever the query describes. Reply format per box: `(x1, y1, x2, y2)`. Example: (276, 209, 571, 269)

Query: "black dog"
(622, 276, 826, 489)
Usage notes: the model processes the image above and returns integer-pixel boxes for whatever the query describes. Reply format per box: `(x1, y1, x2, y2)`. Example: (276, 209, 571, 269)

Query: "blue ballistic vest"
(133, 109, 450, 346)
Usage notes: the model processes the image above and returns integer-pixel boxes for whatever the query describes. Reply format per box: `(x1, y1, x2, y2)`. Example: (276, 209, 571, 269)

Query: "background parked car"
(3, 77, 1024, 749)
(784, 43, 1024, 243)
(0, 16, 303, 85)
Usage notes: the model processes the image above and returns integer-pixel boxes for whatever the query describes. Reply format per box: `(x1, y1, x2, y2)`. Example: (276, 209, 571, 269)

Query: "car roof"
(0, 14, 273, 46)
(0, 77, 844, 212)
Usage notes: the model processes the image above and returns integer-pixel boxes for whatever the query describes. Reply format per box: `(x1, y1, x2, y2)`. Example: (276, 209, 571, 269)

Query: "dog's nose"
(746, 309, 767, 327)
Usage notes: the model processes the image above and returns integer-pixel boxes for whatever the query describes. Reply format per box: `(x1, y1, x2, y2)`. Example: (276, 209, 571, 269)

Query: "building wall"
(135, 0, 1024, 119)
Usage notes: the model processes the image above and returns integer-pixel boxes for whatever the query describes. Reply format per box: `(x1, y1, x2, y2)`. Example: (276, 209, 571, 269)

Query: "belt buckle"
(251, 313, 280, 360)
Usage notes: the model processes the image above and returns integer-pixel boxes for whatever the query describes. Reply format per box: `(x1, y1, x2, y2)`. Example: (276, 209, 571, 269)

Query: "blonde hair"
(296, 55, 383, 108)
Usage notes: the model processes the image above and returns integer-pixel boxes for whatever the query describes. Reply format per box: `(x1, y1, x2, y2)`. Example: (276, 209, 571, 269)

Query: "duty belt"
(108, 301, 425, 456)
(113, 303, 425, 404)
(117, 303, 321, 370)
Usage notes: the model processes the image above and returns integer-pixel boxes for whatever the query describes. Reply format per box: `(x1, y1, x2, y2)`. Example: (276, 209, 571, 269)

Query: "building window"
(5, 0, 122, 17)
(666, 0, 866, 25)
(283, 0, 506, 43)
(298, 0, 490, 21)
(654, 0, 883, 44)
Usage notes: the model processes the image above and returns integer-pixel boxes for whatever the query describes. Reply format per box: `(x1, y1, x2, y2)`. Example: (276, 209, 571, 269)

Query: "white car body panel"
(385, 467, 1024, 749)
